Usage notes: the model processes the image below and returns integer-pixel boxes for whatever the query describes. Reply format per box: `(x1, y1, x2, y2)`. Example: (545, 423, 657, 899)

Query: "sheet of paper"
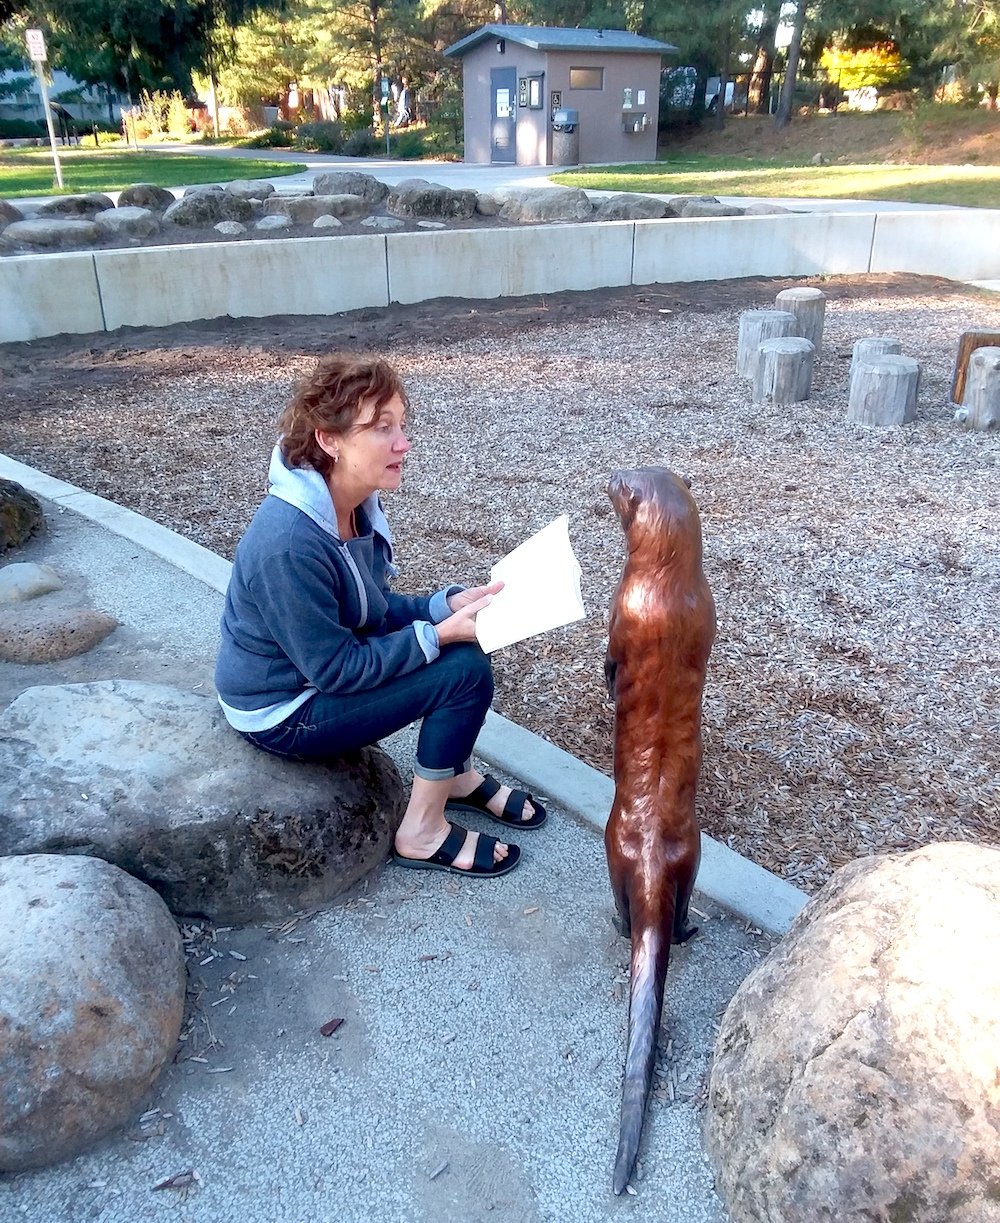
(475, 514, 586, 653)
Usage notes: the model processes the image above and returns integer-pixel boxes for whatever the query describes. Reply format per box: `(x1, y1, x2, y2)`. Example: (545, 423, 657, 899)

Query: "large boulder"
(386, 179, 478, 220)
(0, 480, 43, 552)
(0, 681, 407, 924)
(705, 843, 1000, 1223)
(0, 199, 24, 230)
(93, 206, 161, 238)
(0, 606, 116, 661)
(116, 182, 175, 210)
(264, 193, 368, 223)
(37, 192, 114, 217)
(677, 199, 745, 218)
(498, 187, 593, 224)
(0, 562, 62, 604)
(164, 190, 251, 226)
(226, 178, 276, 200)
(593, 193, 671, 221)
(0, 218, 101, 248)
(0, 854, 185, 1173)
(312, 171, 389, 203)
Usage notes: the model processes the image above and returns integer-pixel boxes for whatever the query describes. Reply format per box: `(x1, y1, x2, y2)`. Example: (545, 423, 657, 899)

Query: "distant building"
(0, 63, 124, 126)
(444, 24, 677, 166)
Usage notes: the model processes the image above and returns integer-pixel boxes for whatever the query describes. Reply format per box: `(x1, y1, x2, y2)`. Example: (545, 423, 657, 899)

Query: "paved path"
(0, 457, 804, 1221)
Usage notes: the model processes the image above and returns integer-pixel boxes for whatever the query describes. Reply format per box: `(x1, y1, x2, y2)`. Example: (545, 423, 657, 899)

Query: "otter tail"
(612, 891, 674, 1196)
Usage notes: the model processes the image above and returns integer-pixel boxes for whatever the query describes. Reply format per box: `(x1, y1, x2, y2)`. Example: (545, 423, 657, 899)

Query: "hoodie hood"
(266, 444, 394, 553)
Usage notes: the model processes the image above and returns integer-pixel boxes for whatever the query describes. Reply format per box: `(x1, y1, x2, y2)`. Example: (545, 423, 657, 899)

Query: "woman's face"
(318, 392, 411, 499)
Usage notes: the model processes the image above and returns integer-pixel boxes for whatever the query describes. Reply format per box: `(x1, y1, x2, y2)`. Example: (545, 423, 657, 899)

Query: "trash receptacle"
(551, 107, 579, 167)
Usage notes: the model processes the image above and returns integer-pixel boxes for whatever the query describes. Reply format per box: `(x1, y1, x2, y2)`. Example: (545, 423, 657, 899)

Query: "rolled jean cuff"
(413, 755, 472, 782)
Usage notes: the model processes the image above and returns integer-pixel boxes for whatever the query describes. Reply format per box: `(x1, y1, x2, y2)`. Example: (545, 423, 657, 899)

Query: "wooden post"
(752, 337, 815, 405)
(955, 346, 1000, 431)
(849, 337, 901, 393)
(847, 355, 920, 426)
(775, 286, 826, 356)
(737, 309, 796, 378)
(951, 330, 1000, 404)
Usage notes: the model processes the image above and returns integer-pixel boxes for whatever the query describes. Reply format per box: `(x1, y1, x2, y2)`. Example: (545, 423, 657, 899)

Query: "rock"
(0, 681, 407, 923)
(811, 152, 828, 165)
(387, 181, 478, 220)
(0, 480, 44, 551)
(214, 220, 247, 236)
(416, 220, 446, 229)
(593, 193, 670, 221)
(0, 562, 62, 604)
(37, 192, 114, 218)
(265, 193, 368, 223)
(743, 201, 794, 215)
(116, 183, 175, 210)
(0, 218, 101, 249)
(475, 193, 501, 217)
(498, 187, 594, 223)
(312, 171, 389, 203)
(666, 195, 720, 215)
(0, 853, 185, 1173)
(705, 843, 1000, 1223)
(163, 191, 251, 226)
(255, 214, 292, 232)
(313, 215, 343, 229)
(184, 183, 224, 196)
(360, 215, 405, 230)
(226, 178, 275, 200)
(678, 200, 745, 218)
(93, 206, 161, 238)
(0, 199, 24, 230)
(0, 607, 117, 662)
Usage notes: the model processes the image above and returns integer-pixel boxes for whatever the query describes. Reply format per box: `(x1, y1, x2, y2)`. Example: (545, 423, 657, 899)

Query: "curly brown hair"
(277, 353, 409, 479)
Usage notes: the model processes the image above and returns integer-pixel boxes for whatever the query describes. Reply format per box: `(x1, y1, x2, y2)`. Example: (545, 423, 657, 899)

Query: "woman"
(215, 353, 545, 879)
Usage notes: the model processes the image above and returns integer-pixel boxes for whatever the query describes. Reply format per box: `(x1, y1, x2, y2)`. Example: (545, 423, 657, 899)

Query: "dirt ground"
(1, 272, 998, 893)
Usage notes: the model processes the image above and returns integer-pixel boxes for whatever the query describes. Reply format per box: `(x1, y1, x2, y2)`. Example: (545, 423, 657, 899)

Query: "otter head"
(607, 467, 695, 536)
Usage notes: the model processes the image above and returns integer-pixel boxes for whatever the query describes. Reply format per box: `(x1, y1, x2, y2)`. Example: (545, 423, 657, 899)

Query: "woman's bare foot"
(449, 769, 539, 823)
(394, 821, 509, 868)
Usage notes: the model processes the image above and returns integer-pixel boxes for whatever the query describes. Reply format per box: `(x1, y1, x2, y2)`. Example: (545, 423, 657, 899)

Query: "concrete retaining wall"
(1, 209, 997, 344)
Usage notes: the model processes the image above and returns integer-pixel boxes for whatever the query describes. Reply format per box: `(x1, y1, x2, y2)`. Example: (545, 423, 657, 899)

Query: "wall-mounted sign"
(518, 78, 528, 107)
(496, 89, 511, 118)
(637, 89, 646, 105)
(528, 77, 542, 108)
(550, 90, 562, 119)
(622, 87, 633, 109)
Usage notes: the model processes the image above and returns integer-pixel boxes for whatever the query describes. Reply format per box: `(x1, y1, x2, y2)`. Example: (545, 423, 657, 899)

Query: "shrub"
(391, 128, 426, 159)
(295, 120, 345, 153)
(242, 121, 295, 148)
(341, 105, 374, 135)
(0, 119, 46, 138)
(344, 127, 380, 156)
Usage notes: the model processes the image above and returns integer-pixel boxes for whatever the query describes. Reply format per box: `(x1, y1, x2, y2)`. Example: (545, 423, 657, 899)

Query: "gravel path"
(2, 274, 998, 891)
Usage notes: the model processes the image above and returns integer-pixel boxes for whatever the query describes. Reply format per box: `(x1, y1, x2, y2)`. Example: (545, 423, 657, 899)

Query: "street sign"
(25, 28, 47, 62)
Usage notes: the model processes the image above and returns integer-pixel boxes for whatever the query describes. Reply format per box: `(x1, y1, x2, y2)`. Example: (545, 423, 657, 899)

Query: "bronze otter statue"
(604, 466, 716, 1195)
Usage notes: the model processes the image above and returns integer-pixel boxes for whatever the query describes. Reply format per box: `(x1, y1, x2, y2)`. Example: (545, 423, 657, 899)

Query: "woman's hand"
(437, 580, 503, 646)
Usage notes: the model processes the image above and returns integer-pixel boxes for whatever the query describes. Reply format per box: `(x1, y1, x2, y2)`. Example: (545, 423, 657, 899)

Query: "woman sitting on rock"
(215, 352, 545, 878)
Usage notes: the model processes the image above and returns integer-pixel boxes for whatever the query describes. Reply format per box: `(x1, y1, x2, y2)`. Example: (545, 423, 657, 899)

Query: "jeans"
(240, 642, 494, 781)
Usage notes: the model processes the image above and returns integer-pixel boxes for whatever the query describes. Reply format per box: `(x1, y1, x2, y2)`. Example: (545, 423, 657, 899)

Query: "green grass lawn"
(553, 157, 1000, 208)
(0, 147, 307, 198)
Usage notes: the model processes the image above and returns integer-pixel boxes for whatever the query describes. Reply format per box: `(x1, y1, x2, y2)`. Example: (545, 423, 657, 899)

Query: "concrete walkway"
(0, 454, 807, 1221)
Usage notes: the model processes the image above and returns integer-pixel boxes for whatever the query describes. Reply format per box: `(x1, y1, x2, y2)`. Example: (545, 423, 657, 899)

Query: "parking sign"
(25, 28, 47, 62)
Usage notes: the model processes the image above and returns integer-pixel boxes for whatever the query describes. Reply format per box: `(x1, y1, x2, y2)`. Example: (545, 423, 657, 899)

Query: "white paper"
(475, 515, 586, 653)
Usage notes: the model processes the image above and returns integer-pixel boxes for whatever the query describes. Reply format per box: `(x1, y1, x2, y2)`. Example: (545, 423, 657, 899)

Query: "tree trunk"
(208, 59, 221, 139)
(737, 309, 796, 378)
(748, 3, 780, 115)
(775, 0, 807, 129)
(714, 23, 732, 132)
(775, 286, 826, 356)
(752, 337, 815, 405)
(847, 356, 920, 426)
(955, 347, 1000, 430)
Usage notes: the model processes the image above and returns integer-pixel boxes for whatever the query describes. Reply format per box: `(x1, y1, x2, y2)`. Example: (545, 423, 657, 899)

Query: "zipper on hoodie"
(340, 543, 369, 625)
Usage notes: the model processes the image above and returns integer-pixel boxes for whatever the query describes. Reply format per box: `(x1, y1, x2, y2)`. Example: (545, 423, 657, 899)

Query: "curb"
(1, 452, 809, 935)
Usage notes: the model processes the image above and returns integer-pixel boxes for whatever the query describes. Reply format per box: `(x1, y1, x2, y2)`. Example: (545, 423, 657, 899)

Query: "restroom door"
(490, 67, 516, 163)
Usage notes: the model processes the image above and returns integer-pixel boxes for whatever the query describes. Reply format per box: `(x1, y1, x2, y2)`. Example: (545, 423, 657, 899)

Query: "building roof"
(444, 24, 677, 59)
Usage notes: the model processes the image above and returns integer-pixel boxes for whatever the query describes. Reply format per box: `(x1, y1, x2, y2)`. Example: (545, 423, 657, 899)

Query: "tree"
(775, 0, 808, 127)
(819, 41, 907, 91)
(747, 0, 781, 114)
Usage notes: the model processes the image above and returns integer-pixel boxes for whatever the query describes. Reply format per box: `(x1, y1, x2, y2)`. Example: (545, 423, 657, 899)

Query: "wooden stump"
(775, 287, 826, 356)
(955, 346, 1000, 431)
(850, 336, 902, 392)
(752, 337, 815, 405)
(950, 330, 1000, 405)
(847, 355, 920, 426)
(737, 310, 796, 378)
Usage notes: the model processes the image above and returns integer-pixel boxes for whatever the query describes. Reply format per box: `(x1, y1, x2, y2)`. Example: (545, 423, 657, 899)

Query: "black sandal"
(392, 822, 521, 877)
(445, 774, 547, 830)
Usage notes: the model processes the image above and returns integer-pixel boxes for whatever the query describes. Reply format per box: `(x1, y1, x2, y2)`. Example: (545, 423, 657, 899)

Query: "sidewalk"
(0, 456, 806, 1222)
